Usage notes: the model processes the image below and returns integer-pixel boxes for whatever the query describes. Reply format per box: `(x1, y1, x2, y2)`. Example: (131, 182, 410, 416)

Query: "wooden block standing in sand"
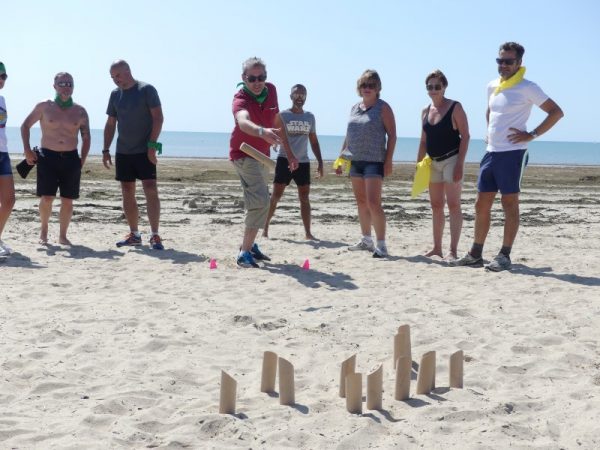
(345, 373, 363, 414)
(366, 364, 383, 410)
(219, 370, 237, 414)
(394, 354, 412, 401)
(393, 324, 412, 369)
(339, 354, 357, 398)
(416, 351, 436, 395)
(260, 351, 278, 393)
(278, 357, 295, 405)
(449, 350, 464, 388)
(240, 142, 276, 169)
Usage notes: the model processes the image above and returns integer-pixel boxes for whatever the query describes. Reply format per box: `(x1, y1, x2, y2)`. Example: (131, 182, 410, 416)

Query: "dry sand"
(1, 157, 599, 449)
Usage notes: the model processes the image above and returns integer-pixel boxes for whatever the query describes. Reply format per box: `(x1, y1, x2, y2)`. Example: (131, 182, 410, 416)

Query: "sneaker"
(348, 239, 375, 252)
(237, 251, 259, 268)
(116, 232, 142, 247)
(250, 243, 270, 261)
(0, 240, 13, 255)
(149, 234, 164, 250)
(485, 253, 512, 272)
(448, 252, 483, 267)
(372, 246, 389, 258)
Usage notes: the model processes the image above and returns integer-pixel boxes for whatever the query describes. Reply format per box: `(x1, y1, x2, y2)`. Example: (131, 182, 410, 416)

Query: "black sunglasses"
(426, 84, 443, 91)
(56, 81, 73, 88)
(0, 73, 7, 81)
(246, 74, 267, 83)
(360, 82, 377, 90)
(496, 58, 517, 66)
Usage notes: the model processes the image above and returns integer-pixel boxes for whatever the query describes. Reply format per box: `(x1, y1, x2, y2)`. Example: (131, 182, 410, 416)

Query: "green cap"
(0, 62, 6, 74)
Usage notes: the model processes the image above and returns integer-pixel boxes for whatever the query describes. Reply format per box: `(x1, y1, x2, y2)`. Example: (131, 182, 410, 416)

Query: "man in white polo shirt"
(452, 41, 563, 271)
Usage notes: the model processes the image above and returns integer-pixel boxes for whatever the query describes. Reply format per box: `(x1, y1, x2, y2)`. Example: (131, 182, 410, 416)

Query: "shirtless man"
(21, 72, 90, 245)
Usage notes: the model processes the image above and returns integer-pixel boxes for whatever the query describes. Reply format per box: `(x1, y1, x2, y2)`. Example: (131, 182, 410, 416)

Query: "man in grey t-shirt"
(102, 60, 165, 250)
(263, 84, 323, 240)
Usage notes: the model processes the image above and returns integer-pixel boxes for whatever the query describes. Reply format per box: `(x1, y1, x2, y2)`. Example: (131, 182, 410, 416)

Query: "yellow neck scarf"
(494, 66, 526, 95)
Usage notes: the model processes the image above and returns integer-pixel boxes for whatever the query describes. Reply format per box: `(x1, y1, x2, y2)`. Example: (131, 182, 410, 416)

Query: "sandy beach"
(1, 157, 599, 449)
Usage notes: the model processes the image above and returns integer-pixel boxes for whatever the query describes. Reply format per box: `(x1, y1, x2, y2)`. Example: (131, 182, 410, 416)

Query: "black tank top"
(422, 102, 461, 158)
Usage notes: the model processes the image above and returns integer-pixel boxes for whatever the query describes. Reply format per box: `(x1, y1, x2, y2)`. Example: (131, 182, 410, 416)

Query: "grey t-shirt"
(106, 81, 161, 155)
(279, 109, 315, 163)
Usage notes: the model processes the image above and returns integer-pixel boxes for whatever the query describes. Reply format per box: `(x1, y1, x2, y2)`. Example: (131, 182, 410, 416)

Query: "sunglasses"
(496, 58, 517, 66)
(426, 84, 443, 91)
(0, 73, 7, 81)
(291, 93, 306, 100)
(56, 81, 73, 88)
(246, 74, 267, 83)
(360, 82, 377, 90)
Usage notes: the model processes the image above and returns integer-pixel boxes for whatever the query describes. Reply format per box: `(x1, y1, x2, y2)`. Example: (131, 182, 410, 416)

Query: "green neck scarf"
(54, 95, 73, 109)
(237, 82, 268, 104)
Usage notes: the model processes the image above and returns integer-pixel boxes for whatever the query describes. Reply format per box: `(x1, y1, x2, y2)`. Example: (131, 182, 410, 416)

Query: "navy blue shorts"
(273, 158, 310, 186)
(36, 149, 81, 199)
(477, 150, 528, 194)
(116, 152, 157, 182)
(349, 160, 384, 179)
(0, 152, 12, 176)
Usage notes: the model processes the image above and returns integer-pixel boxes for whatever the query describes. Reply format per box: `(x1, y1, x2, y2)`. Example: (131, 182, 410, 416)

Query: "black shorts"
(116, 152, 157, 182)
(273, 158, 310, 186)
(36, 148, 81, 199)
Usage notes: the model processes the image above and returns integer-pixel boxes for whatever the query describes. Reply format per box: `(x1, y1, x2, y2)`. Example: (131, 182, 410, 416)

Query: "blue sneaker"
(250, 243, 271, 261)
(237, 251, 259, 268)
(149, 234, 164, 250)
(116, 232, 142, 247)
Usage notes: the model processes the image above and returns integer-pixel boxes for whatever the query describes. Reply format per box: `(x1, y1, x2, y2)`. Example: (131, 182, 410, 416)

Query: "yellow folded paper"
(411, 156, 432, 198)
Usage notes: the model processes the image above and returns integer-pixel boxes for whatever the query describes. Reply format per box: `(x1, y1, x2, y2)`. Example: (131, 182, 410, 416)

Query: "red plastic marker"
(210, 258, 217, 269)
(302, 259, 310, 270)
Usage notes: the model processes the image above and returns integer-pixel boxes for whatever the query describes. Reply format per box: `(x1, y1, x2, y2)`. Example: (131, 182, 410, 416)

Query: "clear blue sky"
(3, 0, 599, 143)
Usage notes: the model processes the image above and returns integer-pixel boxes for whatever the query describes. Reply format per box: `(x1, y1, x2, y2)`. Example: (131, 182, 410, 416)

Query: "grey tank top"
(345, 98, 387, 162)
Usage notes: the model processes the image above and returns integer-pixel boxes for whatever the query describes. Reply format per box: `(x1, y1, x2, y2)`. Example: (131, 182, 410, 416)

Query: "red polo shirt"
(229, 82, 279, 161)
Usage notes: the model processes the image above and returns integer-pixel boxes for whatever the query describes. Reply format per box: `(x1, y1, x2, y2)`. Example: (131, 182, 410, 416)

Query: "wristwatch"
(529, 129, 539, 139)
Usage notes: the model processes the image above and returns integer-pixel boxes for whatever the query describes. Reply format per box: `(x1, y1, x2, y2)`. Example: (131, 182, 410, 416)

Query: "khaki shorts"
(233, 157, 270, 229)
(430, 154, 462, 184)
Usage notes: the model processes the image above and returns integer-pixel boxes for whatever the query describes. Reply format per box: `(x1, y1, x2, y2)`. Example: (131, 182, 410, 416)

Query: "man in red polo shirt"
(230, 57, 293, 267)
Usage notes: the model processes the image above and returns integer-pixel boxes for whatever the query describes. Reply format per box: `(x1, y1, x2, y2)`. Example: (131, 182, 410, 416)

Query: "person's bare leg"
(0, 175, 16, 240)
(425, 182, 445, 258)
(364, 177, 385, 242)
(58, 197, 74, 245)
(297, 184, 315, 240)
(263, 183, 286, 238)
(500, 193, 520, 248)
(473, 192, 496, 247)
(241, 227, 259, 252)
(120, 181, 139, 232)
(39, 195, 54, 244)
(351, 177, 371, 237)
(445, 181, 463, 259)
(142, 179, 160, 233)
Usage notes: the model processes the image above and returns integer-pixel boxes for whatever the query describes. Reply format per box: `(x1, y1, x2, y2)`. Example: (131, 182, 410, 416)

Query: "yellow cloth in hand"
(411, 156, 432, 198)
(333, 156, 351, 176)
(494, 66, 526, 95)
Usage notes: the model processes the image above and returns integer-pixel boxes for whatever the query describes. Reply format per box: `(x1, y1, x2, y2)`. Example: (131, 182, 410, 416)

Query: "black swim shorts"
(36, 148, 81, 199)
(115, 152, 157, 182)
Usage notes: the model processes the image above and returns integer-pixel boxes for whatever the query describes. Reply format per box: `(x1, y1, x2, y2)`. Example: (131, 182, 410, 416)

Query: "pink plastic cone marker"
(210, 258, 217, 269)
(302, 259, 310, 270)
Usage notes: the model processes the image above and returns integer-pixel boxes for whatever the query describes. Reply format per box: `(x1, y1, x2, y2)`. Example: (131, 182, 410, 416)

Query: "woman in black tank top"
(415, 70, 470, 261)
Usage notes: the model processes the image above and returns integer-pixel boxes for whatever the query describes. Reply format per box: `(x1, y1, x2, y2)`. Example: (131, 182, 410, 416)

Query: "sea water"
(5, 127, 599, 166)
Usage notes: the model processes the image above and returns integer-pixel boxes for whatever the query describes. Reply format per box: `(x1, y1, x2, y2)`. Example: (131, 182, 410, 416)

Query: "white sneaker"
(372, 246, 389, 258)
(348, 239, 375, 252)
(0, 240, 12, 255)
(485, 253, 512, 272)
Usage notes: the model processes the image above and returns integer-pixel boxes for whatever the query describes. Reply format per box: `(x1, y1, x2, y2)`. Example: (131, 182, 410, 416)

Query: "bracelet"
(258, 127, 264, 136)
(102, 149, 110, 154)
(148, 141, 163, 155)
